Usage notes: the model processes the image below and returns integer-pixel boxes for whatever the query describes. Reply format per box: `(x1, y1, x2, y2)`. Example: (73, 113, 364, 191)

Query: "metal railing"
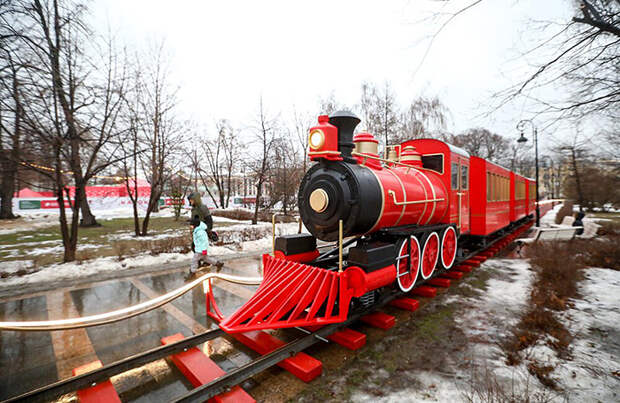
(0, 272, 262, 332)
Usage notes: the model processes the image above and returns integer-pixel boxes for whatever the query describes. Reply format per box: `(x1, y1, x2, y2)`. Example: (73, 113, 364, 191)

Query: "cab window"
(421, 154, 444, 174)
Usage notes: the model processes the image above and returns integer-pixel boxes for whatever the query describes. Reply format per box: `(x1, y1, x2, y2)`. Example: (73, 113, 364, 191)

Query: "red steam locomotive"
(217, 111, 536, 333)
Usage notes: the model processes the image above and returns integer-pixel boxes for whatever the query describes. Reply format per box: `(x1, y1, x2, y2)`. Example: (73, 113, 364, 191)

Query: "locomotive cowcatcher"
(216, 111, 536, 333)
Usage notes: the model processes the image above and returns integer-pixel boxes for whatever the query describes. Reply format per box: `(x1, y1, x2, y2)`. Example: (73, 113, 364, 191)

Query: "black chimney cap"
(328, 110, 361, 122)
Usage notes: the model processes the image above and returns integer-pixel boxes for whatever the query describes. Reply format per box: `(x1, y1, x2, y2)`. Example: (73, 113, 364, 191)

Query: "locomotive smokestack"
(329, 110, 360, 163)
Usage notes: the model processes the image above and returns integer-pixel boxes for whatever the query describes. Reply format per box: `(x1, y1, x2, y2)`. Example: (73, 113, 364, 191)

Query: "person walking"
(188, 192, 213, 231)
(188, 217, 210, 278)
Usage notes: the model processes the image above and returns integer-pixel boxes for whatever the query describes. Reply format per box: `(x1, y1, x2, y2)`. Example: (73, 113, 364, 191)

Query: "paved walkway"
(0, 255, 263, 401)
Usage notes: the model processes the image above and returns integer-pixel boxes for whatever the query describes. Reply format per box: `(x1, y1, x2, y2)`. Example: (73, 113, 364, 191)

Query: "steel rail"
(4, 328, 225, 403)
(172, 292, 400, 403)
(173, 218, 535, 402)
(0, 273, 262, 331)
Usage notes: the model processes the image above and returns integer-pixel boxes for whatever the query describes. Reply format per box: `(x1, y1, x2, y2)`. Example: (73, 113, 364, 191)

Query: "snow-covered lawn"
(0, 221, 302, 289)
(353, 259, 620, 402)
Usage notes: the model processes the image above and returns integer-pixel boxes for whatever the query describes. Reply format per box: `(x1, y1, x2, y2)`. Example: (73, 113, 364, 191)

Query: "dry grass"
(574, 222, 620, 270)
(461, 364, 562, 403)
(502, 241, 584, 386)
(112, 241, 130, 261)
(147, 236, 192, 255)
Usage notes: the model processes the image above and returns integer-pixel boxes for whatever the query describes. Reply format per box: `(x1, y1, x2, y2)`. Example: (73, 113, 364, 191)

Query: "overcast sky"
(92, 0, 573, 148)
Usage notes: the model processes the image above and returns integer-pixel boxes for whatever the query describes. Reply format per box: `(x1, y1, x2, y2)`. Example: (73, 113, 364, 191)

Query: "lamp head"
(517, 132, 528, 143)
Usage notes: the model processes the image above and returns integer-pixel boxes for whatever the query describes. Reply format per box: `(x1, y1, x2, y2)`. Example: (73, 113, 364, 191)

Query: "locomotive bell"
(328, 110, 361, 163)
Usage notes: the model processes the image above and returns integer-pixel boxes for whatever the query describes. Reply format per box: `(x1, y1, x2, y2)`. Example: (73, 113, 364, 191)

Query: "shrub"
(112, 241, 129, 261)
(212, 209, 298, 223)
(148, 236, 192, 255)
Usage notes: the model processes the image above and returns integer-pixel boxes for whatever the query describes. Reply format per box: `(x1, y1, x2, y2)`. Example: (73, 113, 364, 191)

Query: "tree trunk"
(253, 179, 263, 225)
(141, 189, 161, 235)
(79, 189, 99, 226)
(0, 162, 16, 219)
(571, 149, 584, 212)
(0, 69, 22, 219)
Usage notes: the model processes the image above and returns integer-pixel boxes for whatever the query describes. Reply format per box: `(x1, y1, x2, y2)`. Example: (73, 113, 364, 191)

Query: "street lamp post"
(516, 119, 540, 227)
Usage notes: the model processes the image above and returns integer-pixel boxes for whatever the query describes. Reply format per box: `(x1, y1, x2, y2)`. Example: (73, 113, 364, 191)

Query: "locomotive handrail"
(387, 189, 445, 206)
(352, 151, 417, 169)
(0, 272, 262, 332)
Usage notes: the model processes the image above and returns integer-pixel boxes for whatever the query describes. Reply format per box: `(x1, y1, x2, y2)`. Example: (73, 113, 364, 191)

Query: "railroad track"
(3, 219, 533, 403)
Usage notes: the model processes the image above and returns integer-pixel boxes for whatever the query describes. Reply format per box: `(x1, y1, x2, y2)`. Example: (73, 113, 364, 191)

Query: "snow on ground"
(0, 253, 189, 287)
(527, 268, 620, 402)
(0, 212, 60, 235)
(0, 207, 178, 235)
(0, 221, 302, 288)
(361, 259, 539, 402)
(0, 260, 34, 274)
(539, 202, 562, 227)
(353, 257, 620, 402)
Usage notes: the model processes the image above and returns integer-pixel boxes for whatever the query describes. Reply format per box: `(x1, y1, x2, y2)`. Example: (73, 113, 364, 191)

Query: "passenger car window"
(461, 165, 468, 190)
(451, 162, 459, 189)
(487, 173, 492, 201)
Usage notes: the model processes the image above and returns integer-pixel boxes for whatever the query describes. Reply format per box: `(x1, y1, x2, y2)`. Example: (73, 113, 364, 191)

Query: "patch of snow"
(106, 229, 181, 242)
(356, 257, 620, 402)
(539, 202, 563, 227)
(0, 260, 34, 274)
(524, 268, 620, 402)
(352, 371, 463, 402)
(0, 252, 189, 287)
(0, 206, 179, 235)
(0, 239, 62, 250)
(0, 221, 305, 287)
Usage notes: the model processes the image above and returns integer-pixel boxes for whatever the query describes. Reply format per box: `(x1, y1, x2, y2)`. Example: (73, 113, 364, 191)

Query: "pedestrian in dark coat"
(187, 192, 213, 231)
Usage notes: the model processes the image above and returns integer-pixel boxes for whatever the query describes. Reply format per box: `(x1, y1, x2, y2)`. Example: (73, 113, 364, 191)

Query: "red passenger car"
(469, 157, 512, 236)
(512, 173, 528, 221)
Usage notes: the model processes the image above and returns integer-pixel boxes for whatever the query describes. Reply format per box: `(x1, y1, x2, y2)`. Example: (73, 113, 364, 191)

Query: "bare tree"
(249, 97, 277, 225)
(118, 111, 142, 236)
(200, 119, 238, 209)
(494, 0, 620, 125)
(0, 45, 23, 219)
(130, 41, 183, 235)
(446, 128, 510, 164)
(291, 107, 312, 174)
(399, 96, 449, 142)
(268, 134, 302, 215)
(3, 0, 129, 261)
(360, 81, 399, 149)
(420, 1, 619, 125)
(318, 92, 344, 115)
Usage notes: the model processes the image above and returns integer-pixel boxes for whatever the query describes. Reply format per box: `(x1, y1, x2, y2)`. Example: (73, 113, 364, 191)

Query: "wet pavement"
(0, 256, 263, 401)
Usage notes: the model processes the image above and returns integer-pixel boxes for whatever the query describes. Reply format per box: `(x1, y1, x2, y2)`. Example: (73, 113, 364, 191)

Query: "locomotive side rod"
(5, 328, 225, 403)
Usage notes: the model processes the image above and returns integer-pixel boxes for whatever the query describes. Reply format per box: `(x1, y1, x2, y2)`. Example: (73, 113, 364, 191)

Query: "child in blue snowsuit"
(190, 217, 211, 275)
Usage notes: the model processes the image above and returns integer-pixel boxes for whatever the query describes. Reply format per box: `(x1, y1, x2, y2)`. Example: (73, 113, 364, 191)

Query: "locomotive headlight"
(309, 129, 325, 150)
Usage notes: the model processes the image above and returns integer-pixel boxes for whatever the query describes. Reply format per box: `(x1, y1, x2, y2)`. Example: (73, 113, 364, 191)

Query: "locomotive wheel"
(440, 226, 458, 270)
(396, 236, 421, 292)
(420, 231, 440, 279)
